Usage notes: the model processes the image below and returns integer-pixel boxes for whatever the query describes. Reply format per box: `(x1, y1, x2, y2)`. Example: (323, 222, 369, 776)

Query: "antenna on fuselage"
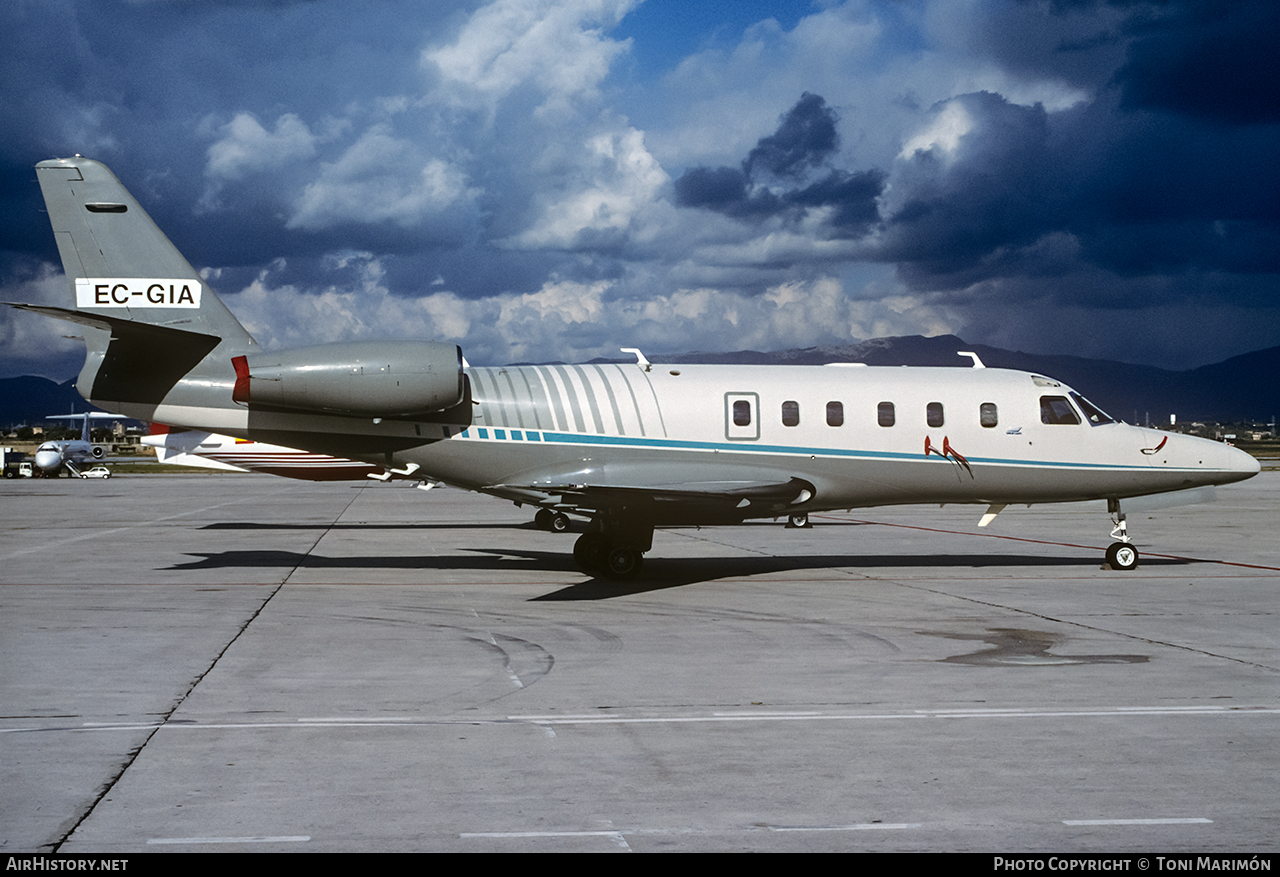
(621, 347, 651, 371)
(957, 351, 985, 369)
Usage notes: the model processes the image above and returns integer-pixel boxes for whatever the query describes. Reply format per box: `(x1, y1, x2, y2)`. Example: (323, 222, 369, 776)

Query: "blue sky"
(1, 0, 1277, 379)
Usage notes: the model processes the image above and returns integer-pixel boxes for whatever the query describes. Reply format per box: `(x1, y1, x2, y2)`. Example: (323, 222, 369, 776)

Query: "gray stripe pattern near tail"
(467, 365, 664, 437)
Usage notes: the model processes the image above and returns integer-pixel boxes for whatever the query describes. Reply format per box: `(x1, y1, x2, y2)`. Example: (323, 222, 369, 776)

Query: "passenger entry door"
(725, 392, 759, 441)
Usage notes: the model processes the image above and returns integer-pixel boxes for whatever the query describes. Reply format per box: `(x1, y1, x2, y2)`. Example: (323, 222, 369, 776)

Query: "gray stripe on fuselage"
(498, 369, 525, 429)
(552, 365, 587, 433)
(571, 365, 606, 433)
(517, 368, 550, 430)
(476, 368, 504, 427)
(534, 366, 570, 431)
(468, 368, 490, 426)
(591, 364, 626, 435)
(612, 364, 648, 437)
(620, 364, 664, 437)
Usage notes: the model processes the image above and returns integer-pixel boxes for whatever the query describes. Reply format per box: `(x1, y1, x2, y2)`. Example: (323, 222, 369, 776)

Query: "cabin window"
(781, 400, 800, 427)
(826, 401, 843, 427)
(877, 401, 895, 427)
(980, 402, 998, 428)
(1040, 395, 1080, 425)
(733, 400, 752, 427)
(927, 402, 944, 428)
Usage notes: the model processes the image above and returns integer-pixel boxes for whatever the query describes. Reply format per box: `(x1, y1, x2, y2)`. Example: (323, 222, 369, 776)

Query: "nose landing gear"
(1105, 499, 1139, 570)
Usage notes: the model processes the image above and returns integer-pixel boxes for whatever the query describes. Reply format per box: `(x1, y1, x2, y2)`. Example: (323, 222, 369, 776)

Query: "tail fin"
(17, 156, 259, 410)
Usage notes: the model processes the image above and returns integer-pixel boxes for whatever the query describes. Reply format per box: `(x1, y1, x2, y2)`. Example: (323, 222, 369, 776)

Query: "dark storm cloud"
(0, 0, 464, 262)
(2, 0, 1277, 376)
(671, 165, 748, 211)
(881, 81, 1280, 289)
(1114, 0, 1280, 125)
(743, 91, 839, 180)
(880, 91, 1057, 276)
(671, 1, 1278, 330)
(675, 93, 885, 235)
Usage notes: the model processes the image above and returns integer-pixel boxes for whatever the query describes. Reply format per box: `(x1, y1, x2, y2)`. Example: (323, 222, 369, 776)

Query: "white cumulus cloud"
(424, 0, 638, 111)
(288, 126, 473, 230)
(206, 113, 317, 180)
(501, 126, 669, 250)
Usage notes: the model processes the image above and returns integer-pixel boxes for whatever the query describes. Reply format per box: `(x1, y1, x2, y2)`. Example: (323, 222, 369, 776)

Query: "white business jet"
(9, 156, 1259, 578)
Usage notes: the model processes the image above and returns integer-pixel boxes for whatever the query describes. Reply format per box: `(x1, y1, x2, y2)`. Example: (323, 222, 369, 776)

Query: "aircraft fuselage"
(109, 360, 1258, 523)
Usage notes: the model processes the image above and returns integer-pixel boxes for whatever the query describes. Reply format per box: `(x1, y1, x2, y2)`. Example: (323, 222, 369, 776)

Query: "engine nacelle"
(232, 341, 464, 417)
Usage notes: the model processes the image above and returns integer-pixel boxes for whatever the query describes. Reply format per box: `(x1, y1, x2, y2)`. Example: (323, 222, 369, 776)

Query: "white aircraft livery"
(143, 424, 387, 481)
(9, 156, 1260, 578)
(32, 411, 117, 475)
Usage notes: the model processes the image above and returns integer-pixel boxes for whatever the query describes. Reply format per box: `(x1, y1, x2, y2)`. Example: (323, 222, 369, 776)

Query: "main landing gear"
(571, 508, 653, 580)
(533, 509, 571, 533)
(1105, 499, 1139, 570)
(573, 534, 644, 579)
(530, 500, 651, 580)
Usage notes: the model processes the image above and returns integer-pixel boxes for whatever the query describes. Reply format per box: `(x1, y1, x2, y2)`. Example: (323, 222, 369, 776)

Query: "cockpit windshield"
(1070, 392, 1116, 426)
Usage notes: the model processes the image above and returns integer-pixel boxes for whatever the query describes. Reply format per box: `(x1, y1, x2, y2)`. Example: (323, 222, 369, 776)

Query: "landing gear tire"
(535, 510, 571, 532)
(573, 534, 609, 574)
(786, 512, 810, 529)
(1105, 542, 1139, 571)
(604, 547, 643, 580)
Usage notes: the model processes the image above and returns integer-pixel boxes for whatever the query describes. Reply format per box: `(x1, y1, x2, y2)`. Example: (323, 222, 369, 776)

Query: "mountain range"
(635, 335, 1279, 425)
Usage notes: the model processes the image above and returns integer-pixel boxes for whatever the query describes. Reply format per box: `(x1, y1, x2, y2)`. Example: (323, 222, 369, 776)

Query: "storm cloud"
(675, 93, 885, 237)
(1, 0, 1276, 375)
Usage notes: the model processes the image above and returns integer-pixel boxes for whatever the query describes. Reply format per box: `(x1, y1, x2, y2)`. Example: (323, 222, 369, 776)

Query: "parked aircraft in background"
(32, 412, 118, 476)
(10, 156, 1260, 577)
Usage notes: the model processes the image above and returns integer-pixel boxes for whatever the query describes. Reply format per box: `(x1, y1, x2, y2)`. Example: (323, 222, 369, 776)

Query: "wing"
(490, 477, 814, 525)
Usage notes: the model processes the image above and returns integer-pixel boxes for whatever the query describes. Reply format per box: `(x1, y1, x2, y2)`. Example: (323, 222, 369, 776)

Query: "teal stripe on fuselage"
(456, 427, 1185, 472)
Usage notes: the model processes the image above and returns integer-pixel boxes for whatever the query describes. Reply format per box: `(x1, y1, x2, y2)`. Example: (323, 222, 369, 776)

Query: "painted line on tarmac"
(147, 835, 311, 844)
(462, 830, 631, 850)
(1063, 818, 1212, 826)
(6, 703, 1273, 736)
(766, 822, 922, 831)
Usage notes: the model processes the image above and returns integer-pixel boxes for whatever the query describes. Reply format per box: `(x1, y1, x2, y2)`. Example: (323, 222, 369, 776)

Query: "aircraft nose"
(1203, 437, 1261, 484)
(1230, 444, 1262, 478)
(34, 448, 62, 471)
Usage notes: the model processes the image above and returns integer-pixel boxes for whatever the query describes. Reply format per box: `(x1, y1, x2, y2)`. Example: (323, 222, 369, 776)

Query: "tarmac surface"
(2, 472, 1277, 853)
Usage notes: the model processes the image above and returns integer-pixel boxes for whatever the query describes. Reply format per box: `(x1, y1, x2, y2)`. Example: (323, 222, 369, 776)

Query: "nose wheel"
(1105, 541, 1139, 570)
(1105, 499, 1139, 570)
